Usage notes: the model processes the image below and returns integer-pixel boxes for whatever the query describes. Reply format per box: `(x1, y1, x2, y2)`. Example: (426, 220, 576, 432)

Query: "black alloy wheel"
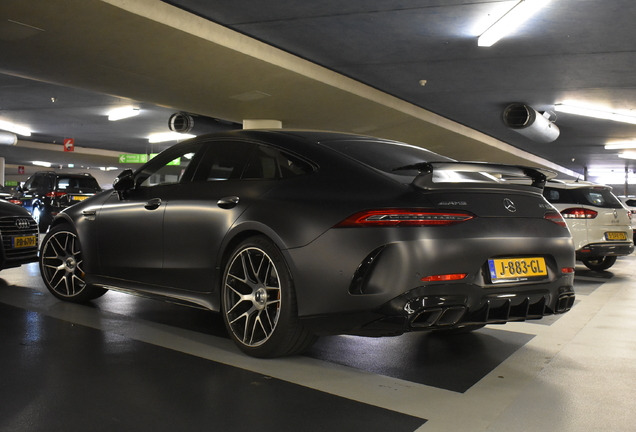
(39, 224, 107, 302)
(222, 236, 316, 358)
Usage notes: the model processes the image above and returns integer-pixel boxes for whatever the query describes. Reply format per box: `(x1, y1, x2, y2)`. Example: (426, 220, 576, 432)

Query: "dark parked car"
(14, 171, 102, 232)
(0, 200, 39, 271)
(38, 130, 576, 358)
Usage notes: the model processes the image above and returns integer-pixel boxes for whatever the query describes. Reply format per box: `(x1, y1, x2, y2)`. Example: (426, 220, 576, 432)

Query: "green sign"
(4, 181, 18, 186)
(118, 154, 180, 165)
(119, 154, 148, 164)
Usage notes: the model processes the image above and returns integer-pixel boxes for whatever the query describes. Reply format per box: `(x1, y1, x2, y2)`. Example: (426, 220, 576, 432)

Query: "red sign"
(18, 166, 25, 175)
(64, 138, 75, 152)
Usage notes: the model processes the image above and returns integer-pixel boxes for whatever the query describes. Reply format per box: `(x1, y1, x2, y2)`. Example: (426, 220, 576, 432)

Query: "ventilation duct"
(169, 112, 233, 135)
(502, 103, 560, 143)
(0, 131, 18, 145)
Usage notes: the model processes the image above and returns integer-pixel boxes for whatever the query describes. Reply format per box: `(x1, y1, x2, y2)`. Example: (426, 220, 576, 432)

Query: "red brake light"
(561, 267, 575, 274)
(8, 199, 23, 205)
(421, 273, 467, 282)
(544, 211, 567, 227)
(334, 209, 475, 227)
(46, 191, 67, 198)
(560, 208, 597, 219)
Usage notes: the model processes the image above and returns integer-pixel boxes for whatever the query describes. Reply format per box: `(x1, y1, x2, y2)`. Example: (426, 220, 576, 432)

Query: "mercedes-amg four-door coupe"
(39, 130, 576, 357)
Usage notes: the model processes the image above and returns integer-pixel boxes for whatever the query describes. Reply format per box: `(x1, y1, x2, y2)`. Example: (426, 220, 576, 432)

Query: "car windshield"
(544, 187, 623, 209)
(321, 139, 452, 176)
(321, 139, 527, 184)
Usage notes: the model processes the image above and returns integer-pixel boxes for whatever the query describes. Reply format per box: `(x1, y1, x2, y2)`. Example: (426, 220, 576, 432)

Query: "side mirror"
(113, 169, 134, 198)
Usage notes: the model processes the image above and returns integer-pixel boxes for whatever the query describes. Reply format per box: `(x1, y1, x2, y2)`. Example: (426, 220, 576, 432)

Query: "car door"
(95, 141, 204, 285)
(160, 140, 281, 291)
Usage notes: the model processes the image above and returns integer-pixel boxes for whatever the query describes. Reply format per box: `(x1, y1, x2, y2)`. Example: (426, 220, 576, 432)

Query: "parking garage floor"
(1, 255, 635, 432)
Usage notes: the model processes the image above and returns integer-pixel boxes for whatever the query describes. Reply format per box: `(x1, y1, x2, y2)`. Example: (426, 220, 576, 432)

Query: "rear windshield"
(320, 139, 535, 185)
(321, 139, 453, 177)
(543, 187, 622, 208)
(56, 176, 101, 192)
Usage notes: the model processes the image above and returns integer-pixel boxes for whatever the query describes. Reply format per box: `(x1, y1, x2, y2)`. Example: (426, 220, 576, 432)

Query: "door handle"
(217, 196, 240, 209)
(144, 198, 162, 210)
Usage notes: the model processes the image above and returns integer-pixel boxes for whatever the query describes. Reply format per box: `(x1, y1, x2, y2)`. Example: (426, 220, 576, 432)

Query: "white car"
(543, 180, 634, 271)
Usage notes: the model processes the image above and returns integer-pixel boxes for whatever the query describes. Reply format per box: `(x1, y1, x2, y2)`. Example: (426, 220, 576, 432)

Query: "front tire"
(222, 236, 316, 358)
(581, 255, 617, 271)
(39, 224, 107, 303)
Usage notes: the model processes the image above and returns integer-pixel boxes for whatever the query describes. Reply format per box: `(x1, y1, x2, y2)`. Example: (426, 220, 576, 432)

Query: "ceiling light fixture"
(148, 132, 196, 143)
(478, 0, 551, 47)
(32, 161, 52, 167)
(108, 107, 140, 121)
(618, 151, 636, 160)
(0, 119, 32, 136)
(604, 141, 636, 150)
(555, 102, 636, 125)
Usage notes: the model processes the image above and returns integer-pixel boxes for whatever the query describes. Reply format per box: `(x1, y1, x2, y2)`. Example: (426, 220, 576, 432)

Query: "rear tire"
(221, 236, 317, 358)
(581, 256, 617, 271)
(39, 224, 107, 303)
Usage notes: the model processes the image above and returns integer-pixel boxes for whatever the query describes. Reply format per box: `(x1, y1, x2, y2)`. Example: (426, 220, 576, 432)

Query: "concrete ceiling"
(1, 0, 636, 184)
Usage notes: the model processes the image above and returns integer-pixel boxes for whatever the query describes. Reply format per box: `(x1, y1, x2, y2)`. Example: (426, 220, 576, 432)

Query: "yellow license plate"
(606, 232, 627, 240)
(12, 235, 37, 248)
(488, 257, 548, 281)
(72, 195, 89, 201)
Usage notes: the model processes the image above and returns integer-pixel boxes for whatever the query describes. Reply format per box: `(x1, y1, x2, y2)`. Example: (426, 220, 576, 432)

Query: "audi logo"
(15, 218, 30, 229)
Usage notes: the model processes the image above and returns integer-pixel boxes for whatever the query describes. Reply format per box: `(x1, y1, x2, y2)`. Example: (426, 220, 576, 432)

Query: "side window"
(23, 177, 34, 190)
(193, 141, 257, 182)
(545, 188, 560, 202)
(137, 142, 203, 188)
(242, 146, 314, 180)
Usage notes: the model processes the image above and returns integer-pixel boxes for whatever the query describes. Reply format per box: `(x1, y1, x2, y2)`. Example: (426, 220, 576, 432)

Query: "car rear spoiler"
(393, 161, 557, 191)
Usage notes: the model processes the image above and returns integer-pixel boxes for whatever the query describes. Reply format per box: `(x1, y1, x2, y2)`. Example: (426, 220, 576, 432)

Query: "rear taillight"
(334, 209, 475, 227)
(560, 208, 597, 219)
(46, 191, 67, 198)
(8, 199, 23, 205)
(544, 210, 567, 227)
(421, 273, 467, 282)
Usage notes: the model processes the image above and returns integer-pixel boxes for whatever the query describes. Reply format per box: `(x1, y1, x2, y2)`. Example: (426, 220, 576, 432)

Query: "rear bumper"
(576, 242, 634, 259)
(301, 275, 575, 336)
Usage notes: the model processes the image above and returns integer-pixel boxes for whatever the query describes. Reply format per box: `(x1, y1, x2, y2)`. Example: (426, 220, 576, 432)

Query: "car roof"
(546, 179, 612, 190)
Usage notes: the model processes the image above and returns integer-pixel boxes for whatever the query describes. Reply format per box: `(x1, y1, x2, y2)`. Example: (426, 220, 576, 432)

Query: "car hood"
(0, 199, 32, 217)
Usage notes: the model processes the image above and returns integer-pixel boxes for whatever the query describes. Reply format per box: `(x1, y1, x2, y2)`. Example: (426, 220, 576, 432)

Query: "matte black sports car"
(39, 130, 576, 357)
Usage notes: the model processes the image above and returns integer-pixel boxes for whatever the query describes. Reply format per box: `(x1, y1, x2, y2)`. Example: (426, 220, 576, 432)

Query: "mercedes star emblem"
(503, 198, 516, 213)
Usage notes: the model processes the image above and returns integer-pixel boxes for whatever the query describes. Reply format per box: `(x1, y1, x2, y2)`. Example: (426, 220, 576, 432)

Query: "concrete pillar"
(242, 119, 282, 129)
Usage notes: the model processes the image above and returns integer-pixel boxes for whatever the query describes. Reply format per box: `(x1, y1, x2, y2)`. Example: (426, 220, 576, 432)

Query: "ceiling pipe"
(0, 131, 18, 145)
(169, 112, 236, 135)
(502, 103, 560, 143)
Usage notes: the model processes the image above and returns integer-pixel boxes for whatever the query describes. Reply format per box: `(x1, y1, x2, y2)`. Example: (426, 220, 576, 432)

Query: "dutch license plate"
(605, 232, 627, 240)
(12, 235, 37, 248)
(488, 257, 548, 282)
(72, 195, 89, 201)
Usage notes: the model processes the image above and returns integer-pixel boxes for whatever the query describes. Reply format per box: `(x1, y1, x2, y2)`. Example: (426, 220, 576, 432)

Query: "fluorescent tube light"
(619, 152, 636, 160)
(555, 103, 636, 125)
(108, 107, 140, 121)
(604, 141, 636, 150)
(0, 119, 32, 136)
(32, 161, 52, 167)
(148, 132, 196, 143)
(478, 0, 551, 47)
